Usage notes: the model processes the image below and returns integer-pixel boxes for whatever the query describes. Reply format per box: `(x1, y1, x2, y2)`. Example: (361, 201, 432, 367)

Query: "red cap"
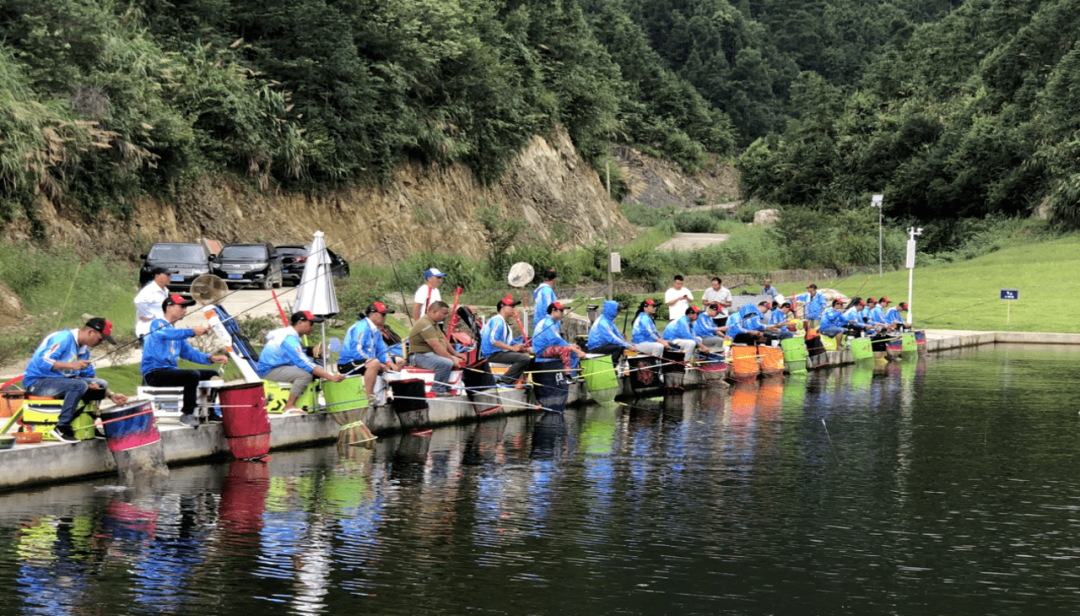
(499, 294, 522, 308)
(687, 305, 701, 314)
(163, 294, 196, 308)
(867, 297, 877, 304)
(644, 298, 658, 307)
(551, 301, 566, 311)
(899, 302, 909, 310)
(879, 296, 890, 304)
(292, 310, 325, 324)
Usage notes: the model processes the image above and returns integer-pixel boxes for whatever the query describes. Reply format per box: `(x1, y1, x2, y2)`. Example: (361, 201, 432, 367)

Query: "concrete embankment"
(2, 329, 1079, 492)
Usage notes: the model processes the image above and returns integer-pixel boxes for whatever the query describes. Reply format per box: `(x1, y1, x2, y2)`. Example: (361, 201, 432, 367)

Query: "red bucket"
(219, 383, 271, 460)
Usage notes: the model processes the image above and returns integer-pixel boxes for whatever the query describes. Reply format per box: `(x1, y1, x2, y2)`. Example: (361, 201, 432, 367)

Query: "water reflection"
(3, 347, 1080, 615)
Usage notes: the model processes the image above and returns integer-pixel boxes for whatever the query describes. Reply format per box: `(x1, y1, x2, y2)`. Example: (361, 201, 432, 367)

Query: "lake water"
(3, 344, 1080, 615)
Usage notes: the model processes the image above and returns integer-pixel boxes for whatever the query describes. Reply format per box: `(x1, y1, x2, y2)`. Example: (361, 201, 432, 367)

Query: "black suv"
(277, 245, 351, 285)
(213, 243, 284, 289)
(139, 243, 213, 290)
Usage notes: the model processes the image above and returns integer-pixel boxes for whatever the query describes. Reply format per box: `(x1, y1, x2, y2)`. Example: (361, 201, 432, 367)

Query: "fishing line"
(917, 299, 998, 325)
(821, 418, 841, 464)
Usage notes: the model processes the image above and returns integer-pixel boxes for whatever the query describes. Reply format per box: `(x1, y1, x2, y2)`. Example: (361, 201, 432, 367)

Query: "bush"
(335, 277, 387, 321)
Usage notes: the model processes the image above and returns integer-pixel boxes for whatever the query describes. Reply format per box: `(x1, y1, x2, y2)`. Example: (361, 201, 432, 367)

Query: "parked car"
(213, 243, 284, 289)
(277, 245, 351, 285)
(139, 243, 214, 290)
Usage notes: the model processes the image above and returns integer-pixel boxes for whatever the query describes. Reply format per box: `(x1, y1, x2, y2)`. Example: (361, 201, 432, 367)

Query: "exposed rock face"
(0, 280, 25, 329)
(752, 208, 780, 226)
(0, 127, 633, 266)
(614, 145, 739, 209)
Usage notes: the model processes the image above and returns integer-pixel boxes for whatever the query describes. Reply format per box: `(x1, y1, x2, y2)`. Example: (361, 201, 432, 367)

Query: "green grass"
(776, 235, 1080, 333)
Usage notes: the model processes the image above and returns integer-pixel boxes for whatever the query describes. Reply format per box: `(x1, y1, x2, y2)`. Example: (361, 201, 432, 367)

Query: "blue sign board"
(1000, 289, 1019, 301)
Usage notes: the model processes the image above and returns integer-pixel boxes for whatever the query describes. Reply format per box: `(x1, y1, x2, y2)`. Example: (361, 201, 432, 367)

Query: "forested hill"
(0, 0, 958, 228)
(737, 0, 1080, 238)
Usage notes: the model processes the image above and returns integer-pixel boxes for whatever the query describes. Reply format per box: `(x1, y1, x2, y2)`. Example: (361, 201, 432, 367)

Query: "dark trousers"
(588, 343, 625, 367)
(145, 368, 218, 415)
(485, 351, 532, 382)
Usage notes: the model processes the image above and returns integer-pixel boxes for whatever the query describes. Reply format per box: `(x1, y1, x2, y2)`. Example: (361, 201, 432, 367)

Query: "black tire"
(261, 276, 272, 290)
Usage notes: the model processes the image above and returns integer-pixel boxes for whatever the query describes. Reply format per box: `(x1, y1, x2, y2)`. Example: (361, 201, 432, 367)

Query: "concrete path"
(657, 232, 730, 251)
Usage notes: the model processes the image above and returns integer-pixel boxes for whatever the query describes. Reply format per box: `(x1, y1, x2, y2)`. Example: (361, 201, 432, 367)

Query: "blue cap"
(423, 268, 446, 279)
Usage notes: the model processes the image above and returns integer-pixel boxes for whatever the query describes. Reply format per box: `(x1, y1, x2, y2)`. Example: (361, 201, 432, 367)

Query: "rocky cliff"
(1, 127, 634, 264)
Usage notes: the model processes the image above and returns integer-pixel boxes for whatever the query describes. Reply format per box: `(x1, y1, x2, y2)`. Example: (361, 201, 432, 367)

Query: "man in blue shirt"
(761, 279, 781, 303)
(24, 317, 128, 442)
(257, 311, 344, 413)
(662, 305, 710, 361)
(480, 295, 532, 385)
(766, 301, 796, 340)
(532, 270, 558, 329)
(693, 303, 727, 349)
(795, 284, 828, 328)
(339, 302, 406, 401)
(142, 294, 228, 427)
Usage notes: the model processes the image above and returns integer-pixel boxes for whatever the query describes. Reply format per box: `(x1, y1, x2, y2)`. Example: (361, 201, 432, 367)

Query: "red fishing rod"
(445, 286, 463, 344)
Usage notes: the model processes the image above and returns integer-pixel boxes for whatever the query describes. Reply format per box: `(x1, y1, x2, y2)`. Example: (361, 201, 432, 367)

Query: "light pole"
(871, 194, 884, 277)
(906, 226, 922, 325)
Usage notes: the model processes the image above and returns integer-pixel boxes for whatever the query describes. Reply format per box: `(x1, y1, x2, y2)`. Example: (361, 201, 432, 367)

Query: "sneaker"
(94, 427, 107, 440)
(179, 414, 200, 428)
(205, 414, 223, 423)
(434, 390, 455, 398)
(50, 425, 79, 443)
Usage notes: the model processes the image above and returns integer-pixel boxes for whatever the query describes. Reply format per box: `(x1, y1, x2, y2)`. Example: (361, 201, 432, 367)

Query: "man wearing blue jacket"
(727, 302, 769, 344)
(24, 317, 128, 442)
(480, 295, 532, 385)
(795, 284, 828, 328)
(339, 302, 405, 401)
(662, 305, 710, 361)
(820, 299, 865, 338)
(257, 311, 344, 413)
(142, 294, 228, 427)
(693, 303, 727, 349)
(766, 302, 795, 340)
(532, 301, 586, 374)
(588, 300, 637, 366)
(532, 270, 558, 329)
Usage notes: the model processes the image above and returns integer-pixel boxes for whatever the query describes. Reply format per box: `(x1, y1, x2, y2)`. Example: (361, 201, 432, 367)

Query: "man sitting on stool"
(480, 294, 532, 386)
(257, 311, 344, 413)
(662, 305, 711, 361)
(339, 302, 405, 401)
(23, 317, 128, 442)
(142, 294, 228, 427)
(407, 301, 467, 396)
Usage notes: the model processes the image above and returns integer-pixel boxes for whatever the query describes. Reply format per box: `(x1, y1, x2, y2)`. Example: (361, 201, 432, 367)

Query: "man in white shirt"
(701, 277, 733, 317)
(412, 267, 446, 321)
(134, 267, 171, 339)
(664, 275, 694, 321)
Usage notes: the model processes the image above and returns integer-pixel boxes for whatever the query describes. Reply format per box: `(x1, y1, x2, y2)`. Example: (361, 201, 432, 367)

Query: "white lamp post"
(871, 194, 884, 277)
(906, 227, 922, 325)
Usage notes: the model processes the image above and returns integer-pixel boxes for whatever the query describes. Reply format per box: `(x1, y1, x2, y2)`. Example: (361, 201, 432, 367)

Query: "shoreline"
(1, 329, 1078, 492)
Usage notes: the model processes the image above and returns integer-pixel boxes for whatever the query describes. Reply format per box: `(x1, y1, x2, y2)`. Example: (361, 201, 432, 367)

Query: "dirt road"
(657, 233, 730, 251)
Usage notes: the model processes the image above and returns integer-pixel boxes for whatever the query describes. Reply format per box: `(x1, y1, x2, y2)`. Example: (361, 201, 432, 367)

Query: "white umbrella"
(293, 231, 339, 370)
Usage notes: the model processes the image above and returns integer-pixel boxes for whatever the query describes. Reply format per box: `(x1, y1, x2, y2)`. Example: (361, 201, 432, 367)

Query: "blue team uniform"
(340, 318, 390, 365)
(257, 327, 317, 377)
(23, 329, 95, 388)
(588, 301, 632, 350)
(632, 312, 663, 345)
(795, 292, 828, 320)
(480, 314, 513, 357)
(532, 284, 557, 329)
(141, 319, 211, 374)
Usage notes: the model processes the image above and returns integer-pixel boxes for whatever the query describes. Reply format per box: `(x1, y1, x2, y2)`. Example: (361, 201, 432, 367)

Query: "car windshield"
(148, 244, 206, 262)
(220, 245, 268, 260)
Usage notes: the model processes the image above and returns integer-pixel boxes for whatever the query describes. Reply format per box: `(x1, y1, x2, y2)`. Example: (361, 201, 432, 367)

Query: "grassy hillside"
(777, 236, 1080, 333)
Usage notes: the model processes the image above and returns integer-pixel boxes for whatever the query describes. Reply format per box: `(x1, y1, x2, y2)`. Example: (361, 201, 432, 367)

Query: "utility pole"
(906, 226, 922, 325)
(872, 194, 884, 277)
(606, 162, 613, 300)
